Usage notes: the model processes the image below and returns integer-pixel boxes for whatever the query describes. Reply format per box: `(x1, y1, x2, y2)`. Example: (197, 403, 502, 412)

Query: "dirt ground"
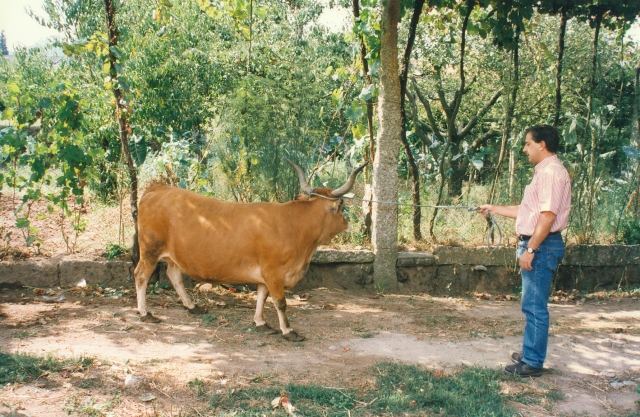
(1, 283, 640, 417)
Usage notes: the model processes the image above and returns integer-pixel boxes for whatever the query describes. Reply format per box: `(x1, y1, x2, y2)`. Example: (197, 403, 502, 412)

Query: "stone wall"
(1, 245, 638, 295)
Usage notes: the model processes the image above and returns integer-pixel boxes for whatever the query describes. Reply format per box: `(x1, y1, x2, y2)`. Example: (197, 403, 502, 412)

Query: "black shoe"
(511, 352, 522, 363)
(504, 362, 543, 377)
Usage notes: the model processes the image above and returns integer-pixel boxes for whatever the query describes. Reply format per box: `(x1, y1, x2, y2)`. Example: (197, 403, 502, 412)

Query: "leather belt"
(518, 231, 560, 241)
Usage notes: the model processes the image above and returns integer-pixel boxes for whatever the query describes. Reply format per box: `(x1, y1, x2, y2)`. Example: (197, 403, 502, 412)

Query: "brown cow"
(133, 160, 367, 341)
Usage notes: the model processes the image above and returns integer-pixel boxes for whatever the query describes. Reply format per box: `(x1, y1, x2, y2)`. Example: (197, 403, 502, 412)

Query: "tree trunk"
(490, 29, 520, 203)
(399, 0, 425, 241)
(585, 11, 602, 242)
(553, 7, 567, 127)
(448, 155, 466, 198)
(103, 0, 139, 266)
(372, 0, 401, 289)
(508, 148, 517, 204)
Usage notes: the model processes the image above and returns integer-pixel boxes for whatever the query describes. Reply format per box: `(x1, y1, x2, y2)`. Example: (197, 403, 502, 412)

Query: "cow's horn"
(331, 161, 369, 197)
(285, 159, 312, 194)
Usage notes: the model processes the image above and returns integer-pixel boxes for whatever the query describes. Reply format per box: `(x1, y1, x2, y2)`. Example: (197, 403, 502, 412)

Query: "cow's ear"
(329, 201, 340, 213)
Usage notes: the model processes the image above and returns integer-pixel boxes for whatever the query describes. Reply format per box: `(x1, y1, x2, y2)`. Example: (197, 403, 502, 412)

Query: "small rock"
(610, 382, 625, 389)
(623, 380, 637, 387)
(599, 371, 617, 378)
(125, 374, 144, 387)
(198, 283, 214, 293)
(139, 393, 156, 402)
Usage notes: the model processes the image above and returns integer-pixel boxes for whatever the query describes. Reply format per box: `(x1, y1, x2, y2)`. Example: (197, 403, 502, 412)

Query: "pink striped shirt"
(515, 155, 571, 236)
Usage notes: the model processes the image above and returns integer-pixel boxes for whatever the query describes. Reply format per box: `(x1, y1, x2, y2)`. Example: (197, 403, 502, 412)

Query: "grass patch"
(11, 330, 37, 339)
(419, 314, 464, 326)
(352, 326, 375, 338)
(206, 362, 524, 416)
(64, 391, 122, 417)
(0, 350, 92, 385)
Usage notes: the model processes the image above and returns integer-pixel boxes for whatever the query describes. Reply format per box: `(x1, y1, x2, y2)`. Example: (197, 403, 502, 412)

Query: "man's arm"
(478, 204, 520, 219)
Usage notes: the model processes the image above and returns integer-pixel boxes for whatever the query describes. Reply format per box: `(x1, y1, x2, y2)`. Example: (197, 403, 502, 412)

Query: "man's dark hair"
(524, 124, 560, 153)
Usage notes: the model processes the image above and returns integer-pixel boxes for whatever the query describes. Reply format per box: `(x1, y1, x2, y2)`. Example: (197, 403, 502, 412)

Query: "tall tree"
(372, 0, 401, 289)
(399, 0, 426, 241)
(103, 0, 139, 264)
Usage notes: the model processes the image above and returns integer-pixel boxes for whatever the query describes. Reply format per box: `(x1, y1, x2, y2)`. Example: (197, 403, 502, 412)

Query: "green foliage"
(105, 243, 128, 259)
(0, 350, 92, 385)
(1, 49, 94, 252)
(619, 216, 640, 245)
(3, 0, 640, 250)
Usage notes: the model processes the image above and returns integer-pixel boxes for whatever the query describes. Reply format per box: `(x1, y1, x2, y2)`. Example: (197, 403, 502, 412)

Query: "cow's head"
(286, 159, 368, 244)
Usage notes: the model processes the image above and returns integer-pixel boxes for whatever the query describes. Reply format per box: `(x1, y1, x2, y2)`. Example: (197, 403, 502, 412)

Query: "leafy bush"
(619, 217, 640, 245)
(105, 243, 128, 259)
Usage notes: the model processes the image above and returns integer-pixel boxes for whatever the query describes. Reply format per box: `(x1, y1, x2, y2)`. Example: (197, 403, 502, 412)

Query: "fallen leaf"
(409, 400, 417, 406)
(370, 295, 380, 299)
(293, 293, 310, 301)
(612, 328, 625, 334)
(343, 347, 350, 352)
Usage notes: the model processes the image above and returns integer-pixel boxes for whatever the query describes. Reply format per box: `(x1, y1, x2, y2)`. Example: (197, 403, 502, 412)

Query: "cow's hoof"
(140, 313, 162, 323)
(187, 305, 207, 315)
(255, 324, 279, 335)
(282, 331, 306, 342)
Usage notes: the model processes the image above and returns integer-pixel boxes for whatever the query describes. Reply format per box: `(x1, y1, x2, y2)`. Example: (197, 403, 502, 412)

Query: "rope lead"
(310, 193, 502, 251)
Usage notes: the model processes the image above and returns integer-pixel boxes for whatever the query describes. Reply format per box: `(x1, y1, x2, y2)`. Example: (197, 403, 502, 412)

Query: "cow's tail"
(130, 222, 140, 274)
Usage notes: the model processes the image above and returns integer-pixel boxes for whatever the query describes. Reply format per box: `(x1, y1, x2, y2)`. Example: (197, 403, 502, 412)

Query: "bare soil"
(1, 284, 640, 417)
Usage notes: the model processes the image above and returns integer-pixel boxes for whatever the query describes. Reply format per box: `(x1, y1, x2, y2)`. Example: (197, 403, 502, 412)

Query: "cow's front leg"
(166, 262, 206, 315)
(253, 284, 278, 334)
(266, 282, 305, 342)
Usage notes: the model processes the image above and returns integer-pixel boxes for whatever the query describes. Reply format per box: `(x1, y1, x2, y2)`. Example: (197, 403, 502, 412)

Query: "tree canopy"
(1, 0, 640, 258)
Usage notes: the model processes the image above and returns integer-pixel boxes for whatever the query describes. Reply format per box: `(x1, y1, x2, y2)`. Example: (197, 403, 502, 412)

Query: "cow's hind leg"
(166, 262, 206, 315)
(265, 280, 305, 342)
(134, 258, 161, 323)
(253, 284, 278, 334)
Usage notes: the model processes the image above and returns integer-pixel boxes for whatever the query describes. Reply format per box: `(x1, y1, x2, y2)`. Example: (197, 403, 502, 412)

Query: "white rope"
(310, 192, 502, 251)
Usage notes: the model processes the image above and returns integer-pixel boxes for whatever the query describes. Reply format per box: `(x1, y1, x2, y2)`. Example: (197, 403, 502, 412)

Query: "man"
(479, 124, 571, 377)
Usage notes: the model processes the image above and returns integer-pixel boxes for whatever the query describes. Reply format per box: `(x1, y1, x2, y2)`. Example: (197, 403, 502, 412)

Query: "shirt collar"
(534, 154, 559, 174)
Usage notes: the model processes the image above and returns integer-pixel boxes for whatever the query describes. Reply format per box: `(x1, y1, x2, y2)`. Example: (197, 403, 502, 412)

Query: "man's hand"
(476, 204, 520, 220)
(520, 251, 534, 271)
(477, 204, 495, 218)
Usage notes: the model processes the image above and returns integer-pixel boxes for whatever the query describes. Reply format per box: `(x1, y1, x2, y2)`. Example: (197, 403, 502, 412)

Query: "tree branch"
(459, 88, 503, 138)
(411, 77, 446, 143)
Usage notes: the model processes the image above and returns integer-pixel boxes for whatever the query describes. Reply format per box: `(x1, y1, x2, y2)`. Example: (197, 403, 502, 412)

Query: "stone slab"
(0, 258, 59, 288)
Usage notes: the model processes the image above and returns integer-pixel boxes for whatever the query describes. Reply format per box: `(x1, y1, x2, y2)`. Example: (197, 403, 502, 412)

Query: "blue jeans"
(517, 233, 565, 369)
